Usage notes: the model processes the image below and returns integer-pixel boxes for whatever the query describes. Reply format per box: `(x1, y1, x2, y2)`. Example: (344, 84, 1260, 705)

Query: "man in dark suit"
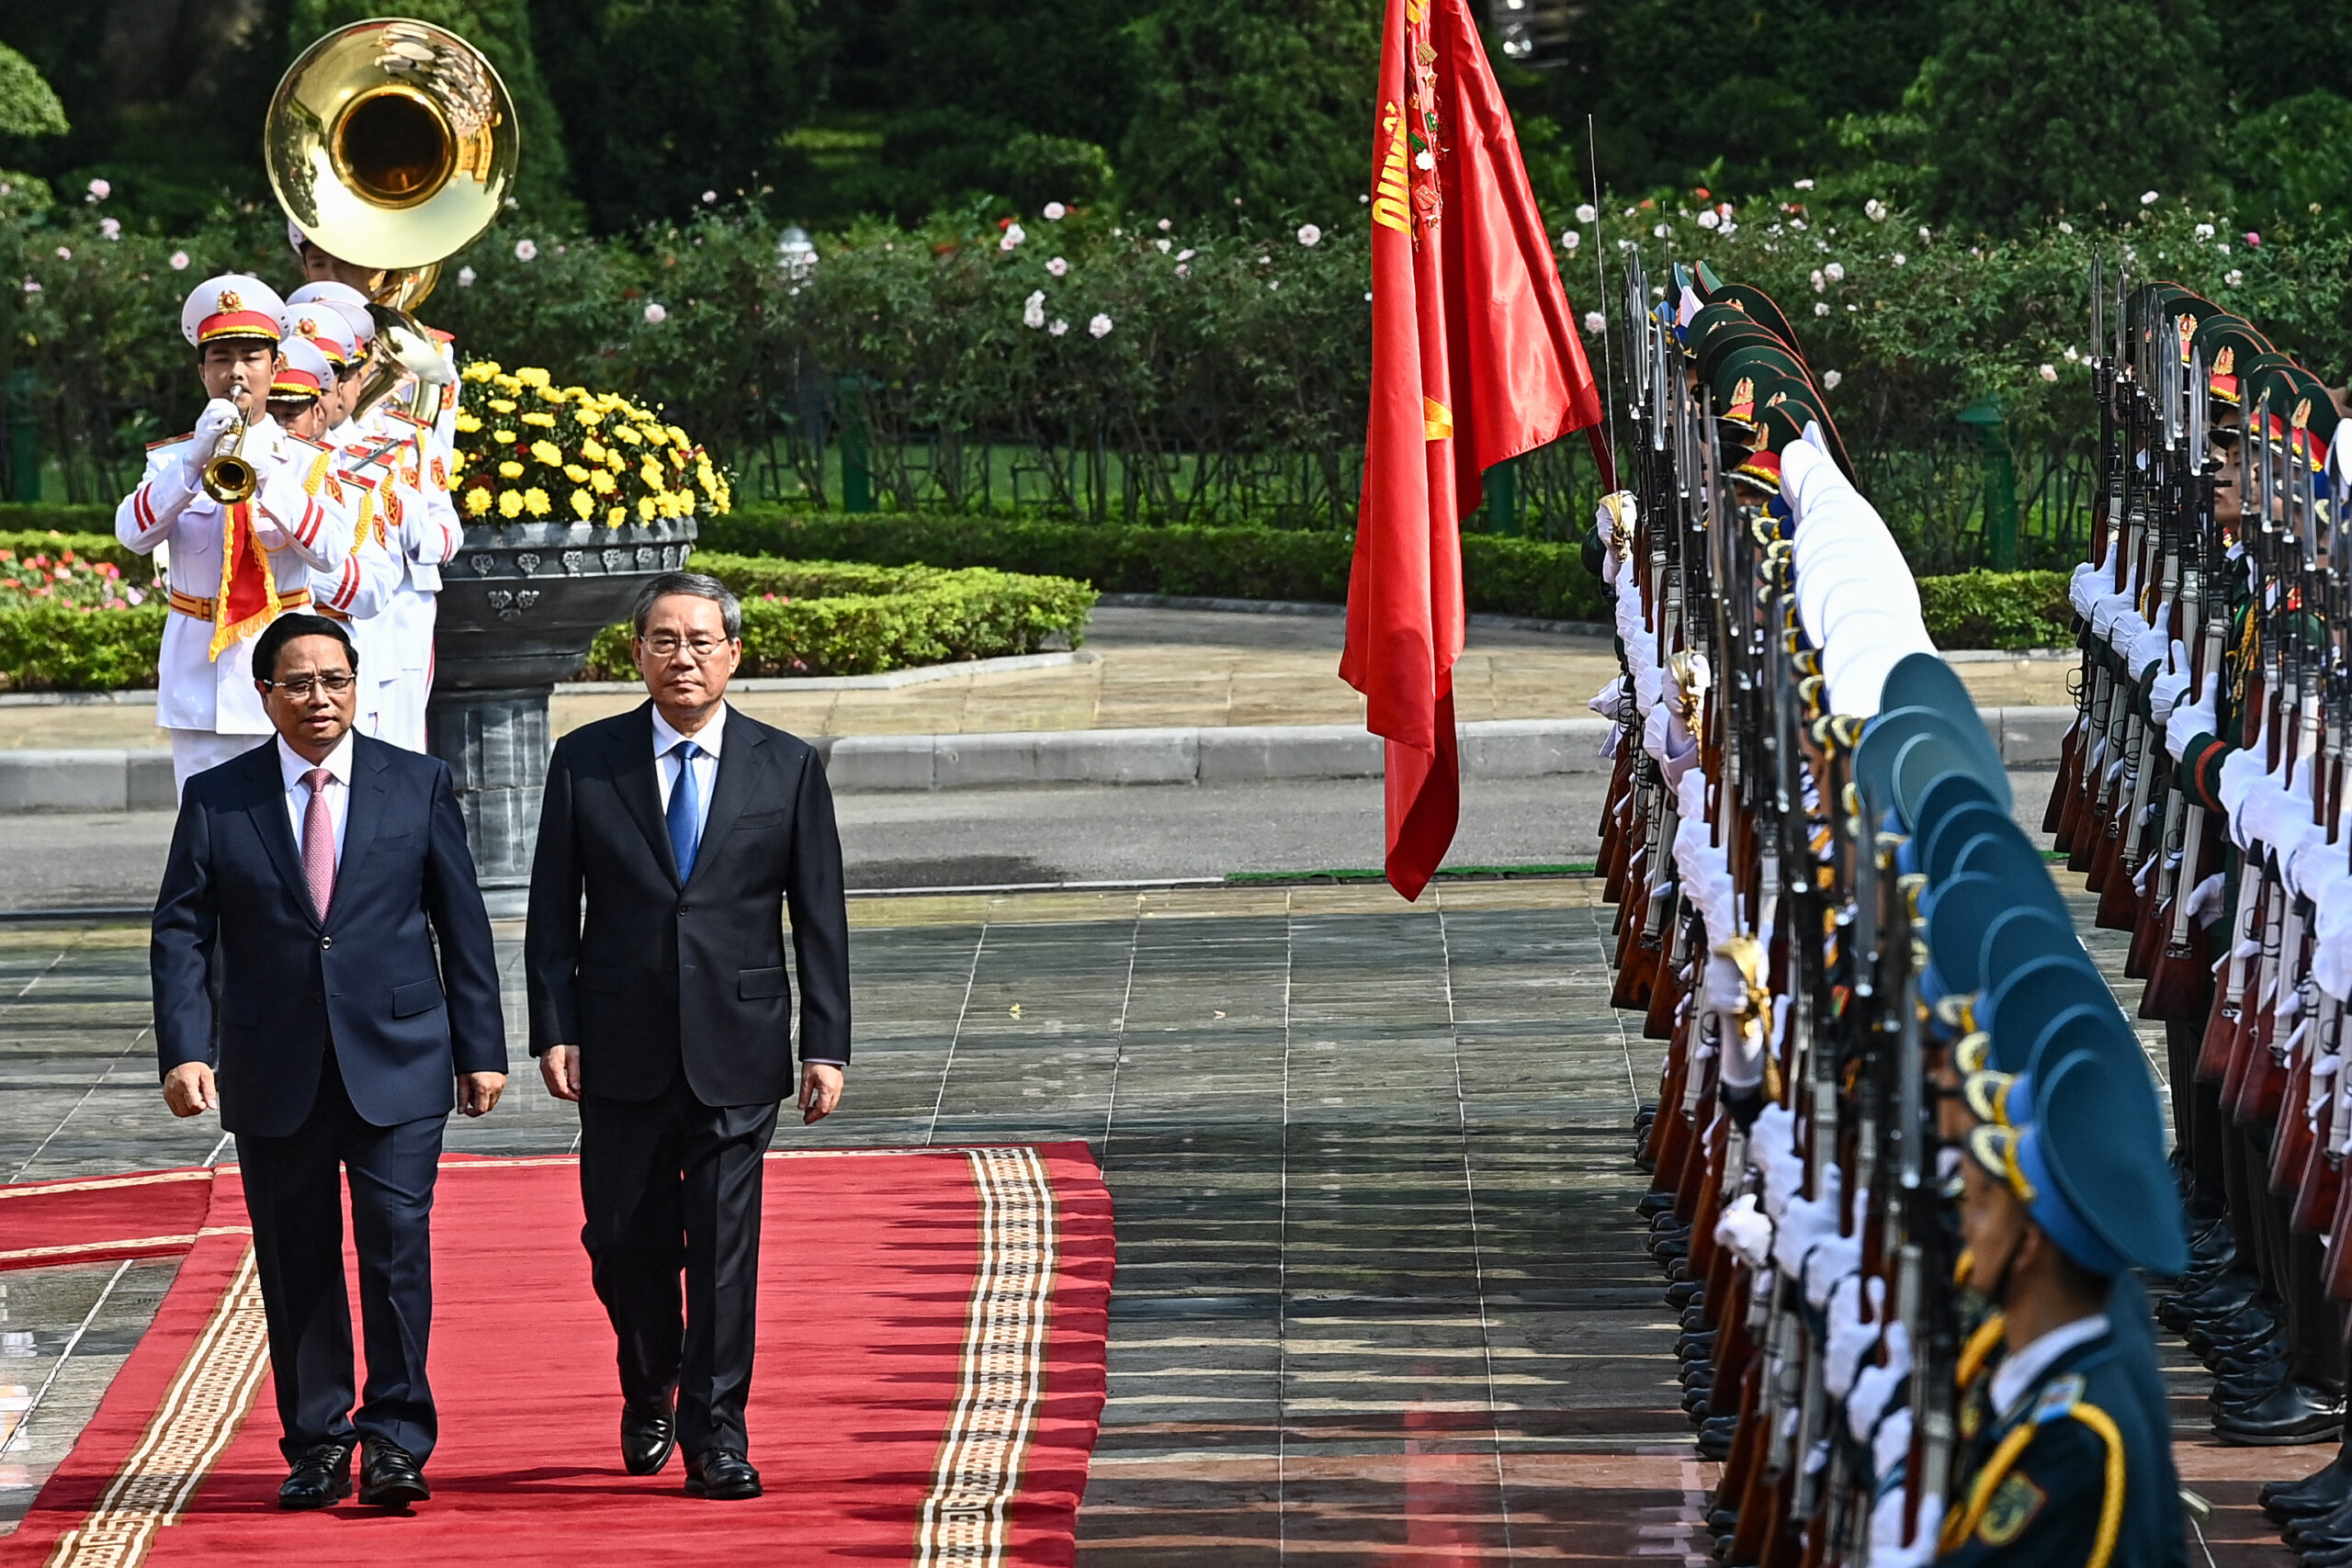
(151, 612, 506, 1511)
(526, 571, 850, 1502)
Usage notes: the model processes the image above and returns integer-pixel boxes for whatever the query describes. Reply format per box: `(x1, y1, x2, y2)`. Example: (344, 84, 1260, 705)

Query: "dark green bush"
(0, 600, 164, 690)
(699, 509, 1611, 623)
(1916, 569, 2072, 651)
(582, 553, 1096, 679)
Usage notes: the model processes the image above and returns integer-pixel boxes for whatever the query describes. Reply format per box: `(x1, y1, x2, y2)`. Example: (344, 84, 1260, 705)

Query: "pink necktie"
(301, 767, 335, 920)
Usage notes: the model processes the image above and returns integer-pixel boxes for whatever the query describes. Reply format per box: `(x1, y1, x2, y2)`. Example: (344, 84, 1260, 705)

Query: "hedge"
(0, 600, 165, 691)
(699, 509, 1612, 624)
(1915, 570, 2073, 652)
(582, 555, 1094, 679)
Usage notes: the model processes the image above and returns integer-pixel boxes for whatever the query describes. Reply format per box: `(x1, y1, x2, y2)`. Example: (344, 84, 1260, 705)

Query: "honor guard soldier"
(115, 276, 351, 795)
(1909, 1043, 2189, 1565)
(282, 290, 405, 740)
(288, 229, 462, 753)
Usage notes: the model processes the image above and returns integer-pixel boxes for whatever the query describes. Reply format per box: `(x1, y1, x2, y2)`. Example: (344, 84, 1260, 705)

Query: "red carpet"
(0, 1168, 219, 1270)
(1, 1144, 1113, 1567)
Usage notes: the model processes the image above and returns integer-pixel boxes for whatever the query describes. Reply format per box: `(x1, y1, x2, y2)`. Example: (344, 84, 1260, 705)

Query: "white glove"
(1824, 1274, 1883, 1398)
(2148, 640, 2191, 731)
(186, 397, 243, 485)
(1848, 1320, 1912, 1445)
(2187, 871, 2225, 926)
(1804, 1229, 1860, 1310)
(1752, 1103, 1801, 1220)
(1587, 678, 1625, 722)
(1708, 955, 1766, 1090)
(2106, 607, 2150, 662)
(2068, 560, 2105, 619)
(1772, 1165, 1842, 1278)
(1714, 1191, 1775, 1271)
(2167, 670, 2219, 761)
(1871, 1405, 1914, 1495)
(1867, 1470, 1942, 1568)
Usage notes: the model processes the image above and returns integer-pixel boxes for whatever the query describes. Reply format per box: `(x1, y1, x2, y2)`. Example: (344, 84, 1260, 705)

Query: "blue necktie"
(665, 739, 701, 882)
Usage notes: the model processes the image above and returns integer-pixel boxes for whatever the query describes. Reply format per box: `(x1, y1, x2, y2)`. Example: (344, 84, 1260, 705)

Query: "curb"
(0, 706, 2077, 809)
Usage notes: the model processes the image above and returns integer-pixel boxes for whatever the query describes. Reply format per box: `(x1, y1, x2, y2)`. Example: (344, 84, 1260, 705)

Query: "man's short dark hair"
(253, 613, 357, 682)
(631, 570, 741, 639)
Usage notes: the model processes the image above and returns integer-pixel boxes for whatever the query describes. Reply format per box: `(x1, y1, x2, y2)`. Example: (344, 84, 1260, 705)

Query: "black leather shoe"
(684, 1449, 763, 1500)
(2213, 1382, 2347, 1447)
(278, 1440, 354, 1510)
(2266, 1450, 2352, 1521)
(1694, 1415, 1736, 1461)
(357, 1440, 431, 1506)
(2283, 1494, 2352, 1552)
(622, 1398, 677, 1476)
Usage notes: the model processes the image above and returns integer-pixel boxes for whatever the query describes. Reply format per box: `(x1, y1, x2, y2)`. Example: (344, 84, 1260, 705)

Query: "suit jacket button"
(678, 903, 691, 915)
(321, 935, 334, 950)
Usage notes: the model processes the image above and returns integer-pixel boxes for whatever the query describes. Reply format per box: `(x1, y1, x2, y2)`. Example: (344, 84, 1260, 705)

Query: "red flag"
(1339, 0, 1608, 900)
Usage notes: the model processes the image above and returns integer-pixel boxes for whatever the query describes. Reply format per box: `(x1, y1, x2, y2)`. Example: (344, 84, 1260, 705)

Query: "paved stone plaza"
(0, 874, 2304, 1563)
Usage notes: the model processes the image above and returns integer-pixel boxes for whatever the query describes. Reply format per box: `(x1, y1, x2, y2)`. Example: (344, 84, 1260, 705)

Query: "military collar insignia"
(2030, 1371, 2085, 1424)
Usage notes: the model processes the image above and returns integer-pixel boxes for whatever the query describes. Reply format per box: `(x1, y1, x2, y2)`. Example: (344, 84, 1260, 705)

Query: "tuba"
(265, 18, 519, 423)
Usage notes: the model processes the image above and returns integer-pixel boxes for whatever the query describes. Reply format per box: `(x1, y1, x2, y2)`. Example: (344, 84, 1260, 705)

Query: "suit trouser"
(237, 1047, 446, 1464)
(577, 1076, 779, 1458)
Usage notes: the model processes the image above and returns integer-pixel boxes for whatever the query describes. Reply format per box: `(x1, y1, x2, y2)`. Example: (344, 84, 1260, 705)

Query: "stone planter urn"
(427, 515, 697, 915)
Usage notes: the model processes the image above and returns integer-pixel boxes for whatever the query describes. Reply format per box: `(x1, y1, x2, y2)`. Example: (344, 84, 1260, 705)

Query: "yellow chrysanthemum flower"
(575, 407, 604, 426)
(462, 361, 499, 383)
(637, 495, 656, 521)
(563, 463, 590, 483)
(497, 460, 524, 479)
(488, 398, 517, 414)
(590, 469, 616, 495)
(465, 487, 492, 515)
(571, 488, 594, 519)
(535, 385, 568, 403)
(521, 411, 557, 428)
(639, 459, 667, 491)
(497, 490, 524, 519)
(670, 447, 688, 470)
(607, 506, 626, 527)
(530, 440, 563, 468)
(523, 487, 551, 517)
(666, 425, 690, 447)
(492, 374, 522, 394)
(579, 437, 606, 462)
(607, 450, 627, 470)
(454, 412, 483, 434)
(517, 367, 552, 388)
(615, 424, 642, 445)
(492, 429, 516, 445)
(638, 425, 666, 447)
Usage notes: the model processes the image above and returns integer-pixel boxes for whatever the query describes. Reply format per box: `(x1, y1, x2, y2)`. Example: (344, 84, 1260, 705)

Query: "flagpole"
(1588, 113, 1616, 476)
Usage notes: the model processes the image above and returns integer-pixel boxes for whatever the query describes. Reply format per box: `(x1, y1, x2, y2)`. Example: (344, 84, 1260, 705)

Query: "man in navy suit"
(526, 571, 850, 1502)
(151, 612, 506, 1511)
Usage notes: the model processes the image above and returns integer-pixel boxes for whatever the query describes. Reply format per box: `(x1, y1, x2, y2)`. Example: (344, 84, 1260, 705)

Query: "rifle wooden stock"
(2046, 716, 2082, 840)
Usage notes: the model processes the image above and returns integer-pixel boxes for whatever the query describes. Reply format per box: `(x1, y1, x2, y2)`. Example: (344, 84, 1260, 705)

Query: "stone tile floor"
(0, 874, 2301, 1563)
(0, 881, 1711, 1562)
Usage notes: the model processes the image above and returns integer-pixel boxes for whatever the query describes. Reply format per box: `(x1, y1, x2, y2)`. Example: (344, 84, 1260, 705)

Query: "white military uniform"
(114, 277, 351, 795)
(357, 334, 462, 753)
(282, 293, 405, 740)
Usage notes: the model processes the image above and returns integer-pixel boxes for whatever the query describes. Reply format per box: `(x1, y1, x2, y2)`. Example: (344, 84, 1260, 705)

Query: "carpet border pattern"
(42, 1247, 268, 1568)
(916, 1145, 1058, 1566)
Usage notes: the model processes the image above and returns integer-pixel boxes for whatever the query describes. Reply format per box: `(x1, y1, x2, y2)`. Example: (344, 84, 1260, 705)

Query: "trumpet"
(201, 402, 261, 504)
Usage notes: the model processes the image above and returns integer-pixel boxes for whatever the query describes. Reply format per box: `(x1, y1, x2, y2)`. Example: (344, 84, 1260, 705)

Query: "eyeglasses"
(639, 634, 733, 660)
(262, 671, 356, 696)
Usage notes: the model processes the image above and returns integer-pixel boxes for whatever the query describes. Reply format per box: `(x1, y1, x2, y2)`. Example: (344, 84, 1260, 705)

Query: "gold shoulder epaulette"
(285, 432, 330, 451)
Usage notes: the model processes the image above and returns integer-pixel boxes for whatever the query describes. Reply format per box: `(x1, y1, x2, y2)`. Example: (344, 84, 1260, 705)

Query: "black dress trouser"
(577, 1074, 779, 1458)
(237, 1045, 446, 1464)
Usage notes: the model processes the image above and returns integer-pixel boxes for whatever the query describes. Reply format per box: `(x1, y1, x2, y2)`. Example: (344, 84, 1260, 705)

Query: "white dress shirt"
(1987, 1312, 2109, 1419)
(651, 702, 726, 838)
(277, 729, 356, 867)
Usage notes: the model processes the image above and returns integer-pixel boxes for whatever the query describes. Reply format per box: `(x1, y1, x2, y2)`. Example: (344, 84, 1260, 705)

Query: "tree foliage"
(1913, 0, 2219, 231)
(1118, 0, 1376, 224)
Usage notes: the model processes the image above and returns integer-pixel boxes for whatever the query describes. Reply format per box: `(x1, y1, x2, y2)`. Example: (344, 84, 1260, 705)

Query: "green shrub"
(700, 509, 1611, 623)
(0, 518, 149, 581)
(582, 554, 1096, 679)
(0, 600, 164, 690)
(1916, 569, 2072, 651)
